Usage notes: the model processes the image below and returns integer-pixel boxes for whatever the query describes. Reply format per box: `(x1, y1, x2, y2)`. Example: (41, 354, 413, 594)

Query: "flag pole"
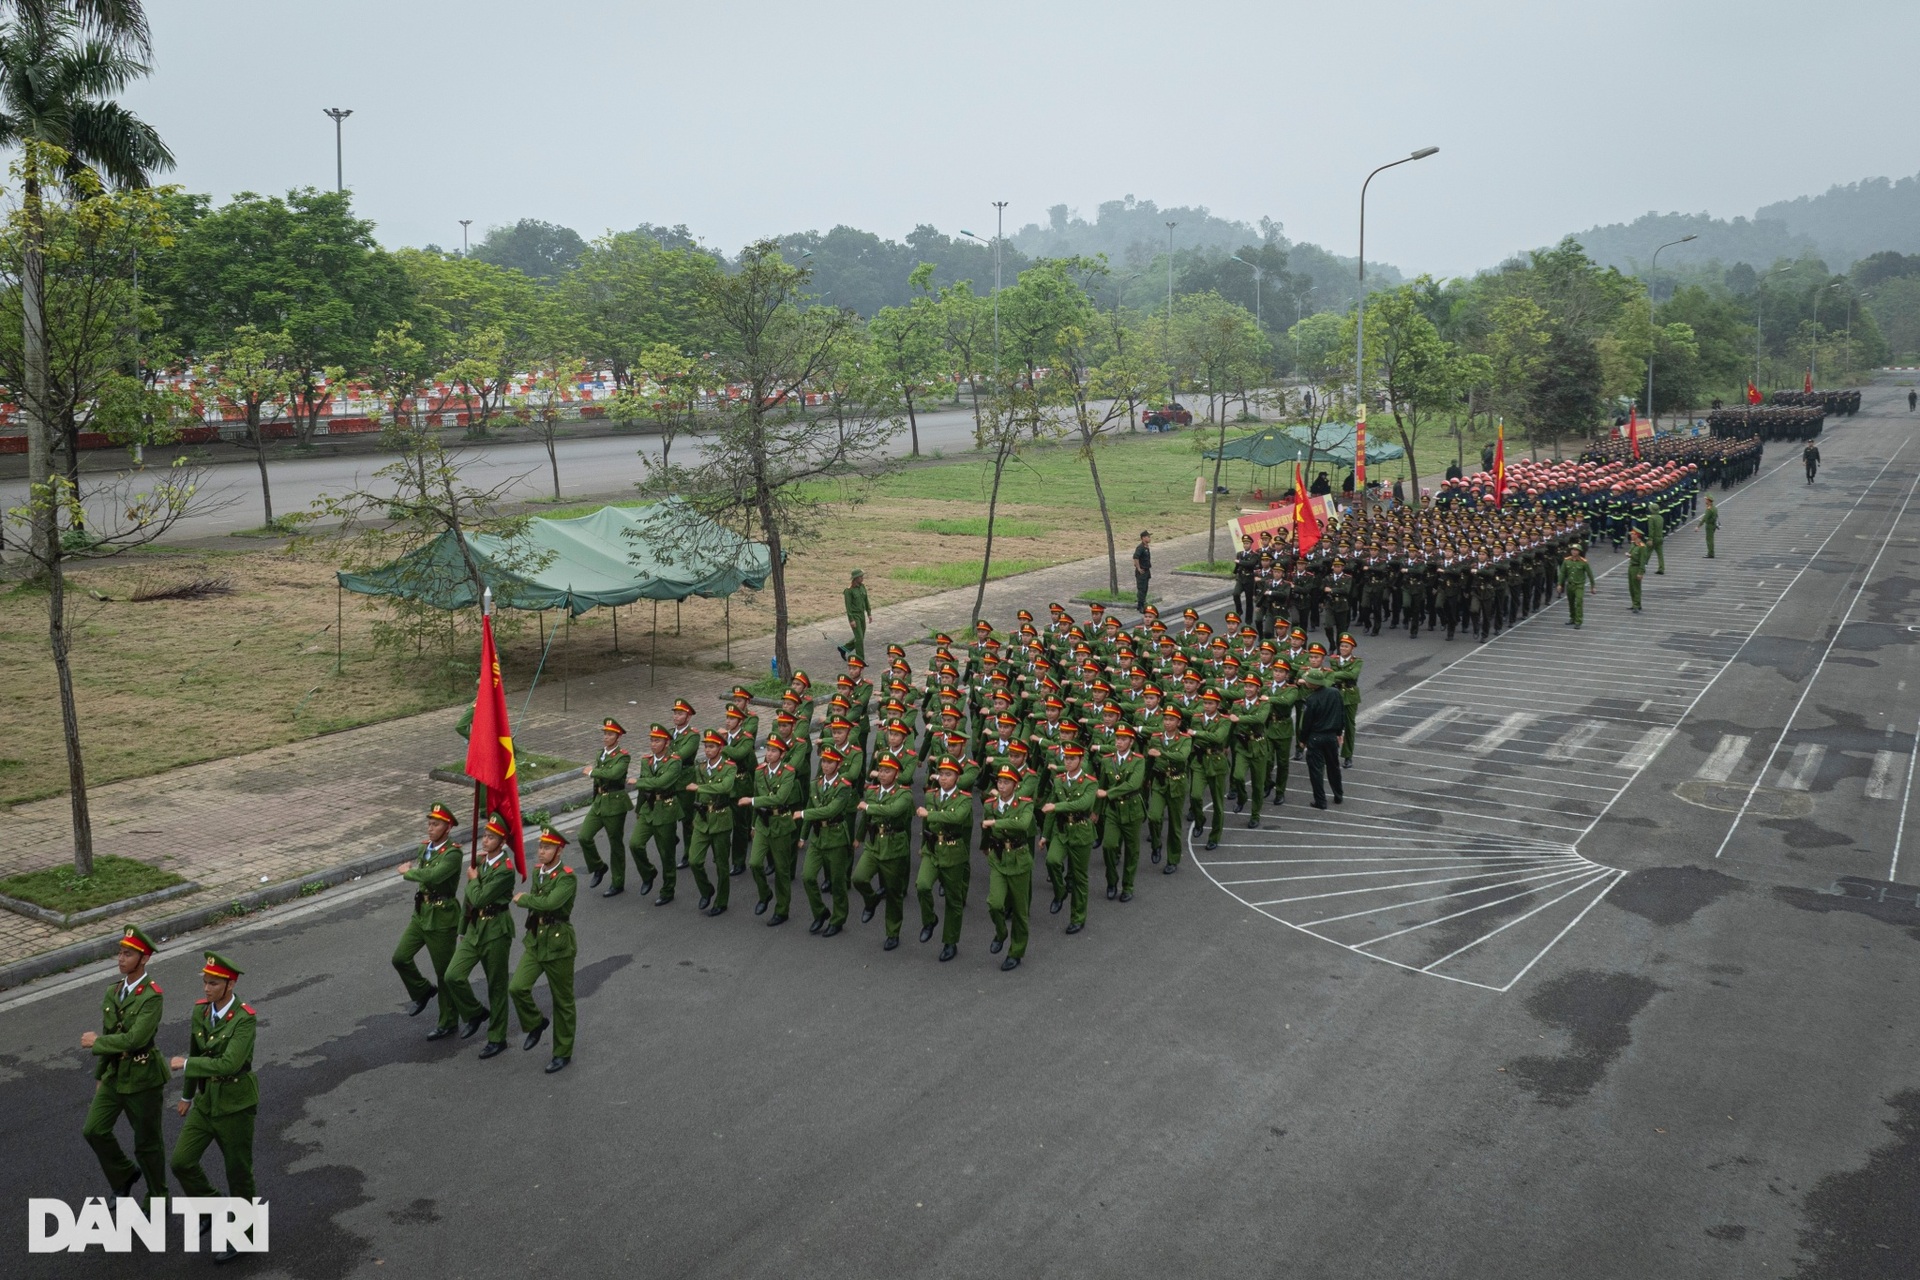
(471, 587, 492, 868)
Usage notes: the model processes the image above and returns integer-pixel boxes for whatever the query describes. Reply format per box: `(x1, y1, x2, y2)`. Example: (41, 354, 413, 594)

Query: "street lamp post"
(322, 107, 353, 193)
(959, 207, 1008, 391)
(1230, 254, 1263, 327)
(1165, 221, 1178, 400)
(459, 219, 472, 256)
(1355, 146, 1438, 494)
(1644, 234, 1697, 431)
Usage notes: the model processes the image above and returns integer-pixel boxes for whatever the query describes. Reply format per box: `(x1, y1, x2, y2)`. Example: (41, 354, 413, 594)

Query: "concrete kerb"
(0, 781, 597, 993)
(0, 880, 201, 930)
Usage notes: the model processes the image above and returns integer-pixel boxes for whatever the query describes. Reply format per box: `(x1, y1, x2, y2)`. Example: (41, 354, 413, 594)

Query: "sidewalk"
(0, 530, 1229, 980)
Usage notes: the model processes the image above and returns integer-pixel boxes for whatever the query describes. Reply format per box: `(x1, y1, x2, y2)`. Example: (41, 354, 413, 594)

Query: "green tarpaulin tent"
(1282, 423, 1405, 464)
(336, 499, 772, 616)
(1201, 426, 1317, 467)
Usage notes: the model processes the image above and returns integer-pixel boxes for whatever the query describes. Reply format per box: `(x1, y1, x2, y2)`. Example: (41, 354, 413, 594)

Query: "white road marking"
(1618, 727, 1675, 771)
(1775, 743, 1826, 791)
(1866, 750, 1900, 800)
(1396, 706, 1462, 745)
(1545, 720, 1607, 761)
(1467, 712, 1539, 755)
(1697, 734, 1750, 783)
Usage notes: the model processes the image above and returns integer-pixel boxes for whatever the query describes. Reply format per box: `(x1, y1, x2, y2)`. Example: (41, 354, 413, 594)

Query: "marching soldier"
(629, 724, 683, 903)
(1328, 636, 1363, 768)
(721, 704, 758, 877)
(1227, 674, 1271, 827)
(445, 813, 517, 1058)
(1043, 742, 1100, 932)
(795, 746, 857, 935)
(668, 699, 700, 864)
(981, 765, 1037, 970)
(509, 828, 577, 1074)
(1146, 705, 1192, 872)
(82, 925, 168, 1203)
(1265, 662, 1299, 805)
(1190, 690, 1232, 850)
(684, 731, 739, 916)
(743, 735, 803, 921)
(1099, 723, 1147, 900)
(842, 568, 873, 661)
(394, 804, 462, 1038)
(1702, 496, 1718, 559)
(1558, 546, 1597, 630)
(1627, 530, 1651, 613)
(852, 752, 915, 949)
(577, 719, 632, 895)
(917, 757, 975, 961)
(168, 951, 258, 1260)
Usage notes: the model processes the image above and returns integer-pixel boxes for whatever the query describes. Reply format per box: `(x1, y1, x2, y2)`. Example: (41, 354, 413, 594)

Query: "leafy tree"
(1656, 286, 1751, 404)
(200, 324, 294, 526)
(937, 279, 991, 427)
(515, 355, 585, 500)
(1527, 328, 1605, 454)
(556, 230, 720, 386)
(868, 262, 945, 455)
(1172, 291, 1267, 559)
(469, 217, 585, 281)
(1341, 282, 1455, 503)
(397, 247, 549, 438)
(617, 341, 709, 470)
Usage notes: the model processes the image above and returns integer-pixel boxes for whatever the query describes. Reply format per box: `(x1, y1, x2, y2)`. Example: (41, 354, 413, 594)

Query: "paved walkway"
(0, 530, 1228, 968)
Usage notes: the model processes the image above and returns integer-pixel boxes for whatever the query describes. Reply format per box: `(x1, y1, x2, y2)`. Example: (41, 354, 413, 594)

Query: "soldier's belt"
(211, 1066, 251, 1085)
(593, 782, 624, 794)
(474, 904, 507, 920)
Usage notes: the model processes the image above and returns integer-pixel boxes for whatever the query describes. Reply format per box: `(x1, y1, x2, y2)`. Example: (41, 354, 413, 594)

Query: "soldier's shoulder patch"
(240, 1003, 257, 1017)
(148, 981, 162, 994)
(196, 998, 210, 1006)
(560, 866, 575, 875)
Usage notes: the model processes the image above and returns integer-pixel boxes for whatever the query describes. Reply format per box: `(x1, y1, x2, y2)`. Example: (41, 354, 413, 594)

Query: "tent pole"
(335, 583, 343, 674)
(650, 601, 658, 688)
(520, 610, 563, 719)
(613, 605, 620, 654)
(675, 600, 681, 637)
(563, 611, 571, 712)
(726, 596, 731, 665)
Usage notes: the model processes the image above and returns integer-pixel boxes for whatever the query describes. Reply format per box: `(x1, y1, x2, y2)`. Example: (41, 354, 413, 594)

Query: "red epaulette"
(240, 1003, 256, 1016)
(196, 998, 210, 1006)
(148, 981, 163, 994)
(560, 866, 575, 875)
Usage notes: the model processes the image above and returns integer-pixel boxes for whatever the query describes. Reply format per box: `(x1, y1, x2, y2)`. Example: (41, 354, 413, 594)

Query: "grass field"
(0, 854, 184, 913)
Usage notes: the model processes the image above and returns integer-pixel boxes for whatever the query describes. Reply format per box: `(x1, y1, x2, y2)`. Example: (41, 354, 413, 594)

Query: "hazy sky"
(124, 0, 1916, 278)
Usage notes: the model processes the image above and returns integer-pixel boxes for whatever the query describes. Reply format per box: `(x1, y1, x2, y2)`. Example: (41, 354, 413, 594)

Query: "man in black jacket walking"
(1300, 679, 1347, 808)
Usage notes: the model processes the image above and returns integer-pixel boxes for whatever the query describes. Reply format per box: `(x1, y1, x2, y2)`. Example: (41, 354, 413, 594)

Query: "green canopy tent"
(1200, 426, 1318, 499)
(1282, 423, 1406, 466)
(337, 498, 773, 693)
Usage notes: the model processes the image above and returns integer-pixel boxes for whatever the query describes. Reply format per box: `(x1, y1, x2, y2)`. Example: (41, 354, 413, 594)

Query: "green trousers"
(1195, 765, 1227, 843)
(686, 820, 732, 908)
(444, 929, 512, 1045)
(1101, 808, 1142, 893)
(393, 915, 457, 1029)
(846, 619, 867, 662)
(509, 949, 576, 1059)
(1652, 541, 1666, 573)
(577, 808, 628, 886)
(1230, 744, 1268, 821)
(83, 1083, 166, 1202)
(852, 850, 909, 938)
(749, 822, 798, 914)
(917, 854, 970, 943)
(1045, 823, 1095, 924)
(627, 810, 678, 895)
(1342, 696, 1360, 765)
(1567, 590, 1585, 627)
(1147, 783, 1187, 866)
(1629, 572, 1644, 610)
(803, 840, 851, 925)
(1267, 738, 1292, 801)
(170, 1102, 255, 1201)
(988, 866, 1032, 958)
(730, 811, 752, 875)
(1704, 529, 1715, 558)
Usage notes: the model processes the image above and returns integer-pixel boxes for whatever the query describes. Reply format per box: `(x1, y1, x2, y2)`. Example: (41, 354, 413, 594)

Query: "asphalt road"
(0, 400, 1010, 545)
(4, 380, 1918, 1278)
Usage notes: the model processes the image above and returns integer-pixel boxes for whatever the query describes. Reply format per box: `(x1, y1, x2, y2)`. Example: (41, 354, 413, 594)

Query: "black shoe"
(1233, 798, 1244, 813)
(936, 882, 944, 898)
(426, 1024, 455, 1041)
(1065, 922, 1084, 935)
(1204, 838, 1218, 851)
(405, 989, 436, 1017)
(919, 923, 936, 943)
(1163, 863, 1178, 874)
(478, 1040, 507, 1059)
(589, 869, 606, 889)
(214, 1245, 241, 1265)
(698, 894, 712, 910)
(638, 877, 655, 897)
(768, 912, 788, 927)
(460, 1014, 485, 1039)
(1120, 890, 1134, 902)
(707, 904, 727, 917)
(523, 1022, 547, 1051)
(755, 897, 770, 915)
(809, 915, 828, 934)
(1273, 793, 1285, 805)
(1001, 956, 1021, 972)
(654, 894, 674, 906)
(545, 1056, 569, 1074)
(730, 864, 745, 877)
(990, 937, 1005, 954)
(677, 855, 689, 868)
(884, 936, 899, 951)
(1150, 846, 1162, 864)
(860, 903, 876, 923)
(1106, 885, 1118, 900)
(113, 1168, 142, 1199)
(822, 922, 842, 938)
(1333, 794, 1344, 805)
(1312, 799, 1328, 809)
(1248, 816, 1260, 829)
(602, 885, 623, 898)
(939, 944, 957, 962)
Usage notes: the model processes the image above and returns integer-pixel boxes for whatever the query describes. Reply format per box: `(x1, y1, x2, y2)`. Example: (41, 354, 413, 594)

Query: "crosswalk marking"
(1467, 712, 1539, 755)
(1867, 750, 1901, 800)
(1619, 727, 1675, 770)
(1697, 734, 1750, 783)
(1775, 743, 1826, 791)
(1545, 720, 1607, 760)
(1396, 706, 1462, 745)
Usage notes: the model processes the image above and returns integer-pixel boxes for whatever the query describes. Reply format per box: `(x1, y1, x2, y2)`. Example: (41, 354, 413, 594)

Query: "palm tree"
(0, 6, 169, 564)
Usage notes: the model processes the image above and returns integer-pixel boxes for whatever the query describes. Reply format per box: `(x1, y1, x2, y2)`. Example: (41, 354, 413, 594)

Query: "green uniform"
(1327, 654, 1362, 766)
(577, 746, 633, 887)
(918, 784, 975, 945)
(852, 781, 915, 939)
(1227, 694, 1271, 822)
(628, 747, 686, 897)
(394, 837, 462, 1030)
(1628, 542, 1651, 611)
(844, 581, 872, 662)
(686, 757, 739, 909)
(445, 849, 517, 1045)
(1190, 711, 1232, 845)
(84, 970, 169, 1202)
(1100, 746, 1148, 894)
(746, 759, 803, 914)
(722, 727, 758, 876)
(1559, 556, 1596, 628)
(509, 861, 578, 1060)
(670, 725, 700, 860)
(1265, 683, 1299, 801)
(798, 772, 857, 927)
(982, 794, 1037, 959)
(1702, 505, 1718, 558)
(1044, 768, 1100, 925)
(1647, 509, 1666, 574)
(1146, 726, 1192, 867)
(171, 996, 258, 1202)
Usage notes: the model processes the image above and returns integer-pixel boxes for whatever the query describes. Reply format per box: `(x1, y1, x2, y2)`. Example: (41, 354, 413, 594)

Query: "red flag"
(1292, 463, 1322, 554)
(466, 613, 526, 877)
(1746, 381, 1762, 405)
(1627, 406, 1641, 461)
(1804, 370, 1813, 394)
(1493, 421, 1507, 506)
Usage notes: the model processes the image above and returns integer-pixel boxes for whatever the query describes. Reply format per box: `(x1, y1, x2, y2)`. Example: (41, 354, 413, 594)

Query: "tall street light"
(459, 219, 472, 256)
(322, 107, 353, 193)
(1644, 234, 1697, 431)
(959, 205, 1007, 390)
(1165, 221, 1178, 399)
(1230, 253, 1263, 327)
(1354, 146, 1438, 493)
